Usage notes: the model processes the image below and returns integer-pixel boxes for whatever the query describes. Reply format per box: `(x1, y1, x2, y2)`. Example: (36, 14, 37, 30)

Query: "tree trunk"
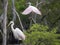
(2, 0, 8, 45)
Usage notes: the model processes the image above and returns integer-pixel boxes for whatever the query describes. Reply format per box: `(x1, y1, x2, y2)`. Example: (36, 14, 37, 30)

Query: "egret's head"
(8, 21, 14, 26)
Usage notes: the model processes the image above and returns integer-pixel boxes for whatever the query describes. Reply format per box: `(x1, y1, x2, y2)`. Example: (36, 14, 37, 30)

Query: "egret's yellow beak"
(7, 22, 11, 27)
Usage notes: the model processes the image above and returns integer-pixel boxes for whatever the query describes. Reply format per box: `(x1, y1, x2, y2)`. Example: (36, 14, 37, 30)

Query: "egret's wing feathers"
(32, 6, 41, 15)
(12, 30, 18, 39)
(22, 6, 32, 15)
(15, 28, 25, 40)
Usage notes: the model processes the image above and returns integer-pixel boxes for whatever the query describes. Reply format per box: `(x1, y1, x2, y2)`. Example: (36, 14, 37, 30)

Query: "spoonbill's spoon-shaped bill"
(22, 6, 41, 15)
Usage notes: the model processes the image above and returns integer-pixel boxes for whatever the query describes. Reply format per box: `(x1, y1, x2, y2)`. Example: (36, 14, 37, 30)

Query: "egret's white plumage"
(22, 2, 41, 15)
(8, 21, 25, 40)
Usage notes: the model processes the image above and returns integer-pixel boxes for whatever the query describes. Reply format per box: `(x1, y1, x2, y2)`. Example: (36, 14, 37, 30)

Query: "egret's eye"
(11, 23, 13, 24)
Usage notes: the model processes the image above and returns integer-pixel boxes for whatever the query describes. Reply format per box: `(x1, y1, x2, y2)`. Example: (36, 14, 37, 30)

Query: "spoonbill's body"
(8, 21, 25, 40)
(22, 2, 41, 15)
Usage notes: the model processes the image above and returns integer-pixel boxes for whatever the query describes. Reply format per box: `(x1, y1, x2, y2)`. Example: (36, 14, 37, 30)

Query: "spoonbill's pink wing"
(22, 6, 32, 15)
(32, 6, 42, 15)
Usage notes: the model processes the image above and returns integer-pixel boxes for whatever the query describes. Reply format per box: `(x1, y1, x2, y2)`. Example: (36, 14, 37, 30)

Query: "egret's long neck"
(11, 23, 15, 32)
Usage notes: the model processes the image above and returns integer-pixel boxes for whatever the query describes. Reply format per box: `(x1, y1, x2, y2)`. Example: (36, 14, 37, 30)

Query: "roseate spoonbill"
(22, 2, 41, 15)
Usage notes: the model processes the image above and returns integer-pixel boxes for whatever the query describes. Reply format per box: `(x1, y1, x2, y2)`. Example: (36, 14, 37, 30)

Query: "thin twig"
(36, 1, 43, 7)
(32, 18, 36, 23)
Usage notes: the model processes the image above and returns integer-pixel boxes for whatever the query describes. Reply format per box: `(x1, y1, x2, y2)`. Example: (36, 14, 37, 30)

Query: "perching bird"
(8, 21, 25, 40)
(22, 2, 41, 15)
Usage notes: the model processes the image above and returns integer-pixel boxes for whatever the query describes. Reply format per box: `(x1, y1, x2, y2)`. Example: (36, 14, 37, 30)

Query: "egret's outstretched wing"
(22, 6, 32, 15)
(32, 6, 41, 15)
(15, 28, 25, 40)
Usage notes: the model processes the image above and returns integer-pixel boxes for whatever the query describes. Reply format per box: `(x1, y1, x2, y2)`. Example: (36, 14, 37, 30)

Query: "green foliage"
(24, 24, 60, 45)
(28, 24, 49, 32)
(51, 27, 58, 33)
(15, 0, 26, 11)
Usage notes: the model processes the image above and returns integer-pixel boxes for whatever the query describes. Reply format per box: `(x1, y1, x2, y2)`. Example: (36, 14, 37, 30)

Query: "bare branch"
(11, 0, 24, 31)
(32, 18, 36, 24)
(36, 1, 43, 7)
(13, 9, 25, 31)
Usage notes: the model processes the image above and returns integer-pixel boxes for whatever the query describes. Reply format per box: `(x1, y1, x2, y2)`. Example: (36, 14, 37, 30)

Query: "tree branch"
(2, 0, 8, 45)
(13, 9, 25, 31)
(11, 0, 24, 31)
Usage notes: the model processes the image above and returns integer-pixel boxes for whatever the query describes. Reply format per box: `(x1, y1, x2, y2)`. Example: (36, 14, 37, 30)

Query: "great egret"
(22, 2, 41, 15)
(8, 21, 25, 40)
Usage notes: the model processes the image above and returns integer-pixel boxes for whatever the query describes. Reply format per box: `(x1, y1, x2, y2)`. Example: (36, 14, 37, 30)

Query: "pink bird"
(22, 2, 41, 15)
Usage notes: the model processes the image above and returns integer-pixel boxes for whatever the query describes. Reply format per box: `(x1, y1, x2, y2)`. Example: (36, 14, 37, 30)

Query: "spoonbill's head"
(27, 2, 31, 6)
